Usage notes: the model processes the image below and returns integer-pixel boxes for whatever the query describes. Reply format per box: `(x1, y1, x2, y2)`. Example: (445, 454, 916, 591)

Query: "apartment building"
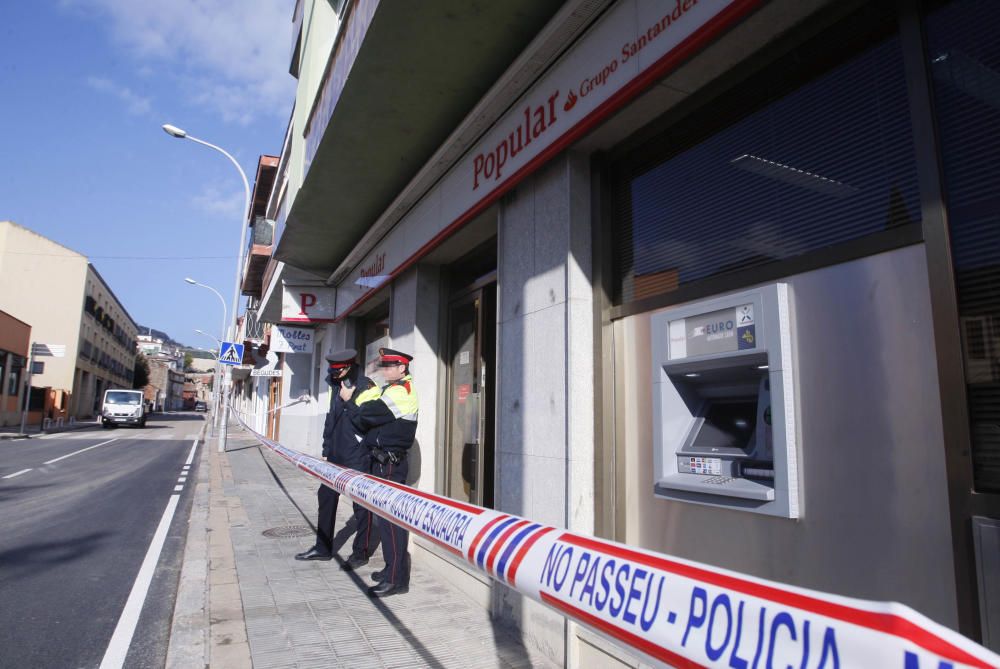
(0, 221, 138, 422)
(232, 0, 1000, 661)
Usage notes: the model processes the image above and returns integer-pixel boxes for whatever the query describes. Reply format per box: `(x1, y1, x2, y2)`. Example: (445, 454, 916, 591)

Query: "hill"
(137, 325, 215, 359)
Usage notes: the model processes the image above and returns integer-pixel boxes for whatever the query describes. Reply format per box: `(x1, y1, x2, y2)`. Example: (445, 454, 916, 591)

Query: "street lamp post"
(185, 278, 227, 435)
(164, 124, 251, 452)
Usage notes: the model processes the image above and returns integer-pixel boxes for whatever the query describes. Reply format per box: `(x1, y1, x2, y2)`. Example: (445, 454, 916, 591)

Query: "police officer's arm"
(351, 395, 395, 432)
(342, 378, 379, 422)
(352, 382, 413, 431)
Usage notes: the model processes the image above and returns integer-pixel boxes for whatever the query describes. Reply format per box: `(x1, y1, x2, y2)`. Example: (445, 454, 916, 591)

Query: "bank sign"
(339, 0, 761, 318)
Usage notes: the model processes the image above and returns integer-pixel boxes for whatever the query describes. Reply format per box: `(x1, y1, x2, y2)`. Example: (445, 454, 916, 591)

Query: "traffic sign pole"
(18, 349, 35, 435)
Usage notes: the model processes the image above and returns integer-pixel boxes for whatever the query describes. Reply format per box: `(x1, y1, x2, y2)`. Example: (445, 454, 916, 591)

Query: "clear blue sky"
(1, 0, 294, 351)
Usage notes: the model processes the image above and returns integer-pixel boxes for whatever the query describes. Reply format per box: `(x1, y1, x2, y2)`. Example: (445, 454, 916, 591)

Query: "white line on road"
(177, 477, 186, 483)
(184, 439, 199, 466)
(2, 468, 32, 479)
(43, 438, 118, 465)
(99, 494, 181, 669)
(173, 485, 183, 492)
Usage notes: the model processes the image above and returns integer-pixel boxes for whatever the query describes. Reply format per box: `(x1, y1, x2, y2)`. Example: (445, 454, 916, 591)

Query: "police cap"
(378, 347, 413, 366)
(325, 348, 357, 368)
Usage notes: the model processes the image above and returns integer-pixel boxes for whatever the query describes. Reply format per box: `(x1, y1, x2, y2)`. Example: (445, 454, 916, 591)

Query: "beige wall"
(0, 221, 87, 391)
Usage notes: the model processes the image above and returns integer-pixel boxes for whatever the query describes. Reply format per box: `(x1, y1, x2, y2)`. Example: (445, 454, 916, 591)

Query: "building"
(145, 358, 185, 412)
(0, 221, 138, 422)
(0, 311, 30, 427)
(230, 0, 1000, 661)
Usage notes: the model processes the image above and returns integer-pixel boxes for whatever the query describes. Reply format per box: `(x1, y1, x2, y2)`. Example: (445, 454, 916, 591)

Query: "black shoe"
(368, 581, 408, 598)
(294, 547, 333, 561)
(341, 554, 369, 571)
(371, 569, 387, 583)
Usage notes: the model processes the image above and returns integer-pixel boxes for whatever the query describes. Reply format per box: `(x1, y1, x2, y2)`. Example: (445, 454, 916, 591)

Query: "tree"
(184, 352, 194, 370)
(133, 353, 150, 389)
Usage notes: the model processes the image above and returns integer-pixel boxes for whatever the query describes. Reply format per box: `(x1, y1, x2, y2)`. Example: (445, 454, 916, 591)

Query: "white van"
(101, 389, 146, 428)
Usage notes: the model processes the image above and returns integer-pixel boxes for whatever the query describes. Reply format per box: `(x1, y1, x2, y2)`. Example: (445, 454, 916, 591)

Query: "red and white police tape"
(230, 411, 999, 669)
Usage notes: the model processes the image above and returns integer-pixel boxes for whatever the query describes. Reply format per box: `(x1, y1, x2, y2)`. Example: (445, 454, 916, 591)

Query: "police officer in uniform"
(295, 349, 381, 563)
(351, 347, 419, 597)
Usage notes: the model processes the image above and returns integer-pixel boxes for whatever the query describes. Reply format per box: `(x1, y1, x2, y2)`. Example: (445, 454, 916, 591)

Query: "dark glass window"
(926, 0, 1000, 492)
(8, 356, 23, 397)
(611, 3, 919, 305)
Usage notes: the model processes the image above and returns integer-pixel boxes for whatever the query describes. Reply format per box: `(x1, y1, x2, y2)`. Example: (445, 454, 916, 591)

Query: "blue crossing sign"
(218, 341, 245, 366)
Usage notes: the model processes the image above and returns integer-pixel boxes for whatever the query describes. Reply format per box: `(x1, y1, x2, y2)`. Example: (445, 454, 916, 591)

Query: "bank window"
(926, 0, 1000, 493)
(611, 3, 919, 306)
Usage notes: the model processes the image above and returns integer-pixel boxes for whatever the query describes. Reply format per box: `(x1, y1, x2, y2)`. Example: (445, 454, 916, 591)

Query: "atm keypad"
(703, 476, 735, 485)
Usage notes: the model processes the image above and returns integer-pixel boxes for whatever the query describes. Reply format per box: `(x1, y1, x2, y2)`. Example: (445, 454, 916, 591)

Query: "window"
(611, 3, 919, 306)
(926, 0, 1000, 492)
(8, 356, 23, 396)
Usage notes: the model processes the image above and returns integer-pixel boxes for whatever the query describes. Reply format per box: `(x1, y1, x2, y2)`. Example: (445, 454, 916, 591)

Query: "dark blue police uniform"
(295, 349, 381, 563)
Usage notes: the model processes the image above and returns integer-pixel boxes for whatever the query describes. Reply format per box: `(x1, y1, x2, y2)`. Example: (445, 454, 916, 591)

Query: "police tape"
(230, 412, 1000, 669)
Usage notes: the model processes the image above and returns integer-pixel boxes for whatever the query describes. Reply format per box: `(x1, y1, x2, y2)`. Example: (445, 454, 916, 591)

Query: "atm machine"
(651, 284, 800, 519)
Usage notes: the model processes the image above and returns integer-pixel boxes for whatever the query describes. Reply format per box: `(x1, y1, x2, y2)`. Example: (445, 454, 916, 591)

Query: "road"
(0, 413, 206, 669)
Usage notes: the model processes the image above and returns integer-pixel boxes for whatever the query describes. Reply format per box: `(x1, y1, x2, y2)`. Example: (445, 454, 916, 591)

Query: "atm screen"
(691, 400, 757, 452)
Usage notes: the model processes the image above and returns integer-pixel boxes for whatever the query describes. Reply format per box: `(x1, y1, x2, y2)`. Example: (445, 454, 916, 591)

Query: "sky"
(0, 0, 295, 352)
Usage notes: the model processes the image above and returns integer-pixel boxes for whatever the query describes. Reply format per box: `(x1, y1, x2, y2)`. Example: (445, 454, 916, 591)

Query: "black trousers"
(372, 457, 410, 586)
(316, 483, 379, 558)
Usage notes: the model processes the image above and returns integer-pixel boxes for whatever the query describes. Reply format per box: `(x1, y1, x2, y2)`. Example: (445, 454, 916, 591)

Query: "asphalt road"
(0, 413, 206, 669)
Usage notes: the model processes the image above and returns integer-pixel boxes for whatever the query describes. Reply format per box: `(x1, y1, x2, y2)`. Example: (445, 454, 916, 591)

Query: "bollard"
(230, 409, 1000, 669)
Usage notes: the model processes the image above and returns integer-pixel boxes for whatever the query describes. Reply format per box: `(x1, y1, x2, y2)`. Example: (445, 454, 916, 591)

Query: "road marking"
(184, 439, 199, 466)
(99, 494, 181, 669)
(43, 438, 118, 465)
(2, 468, 32, 479)
(177, 477, 187, 483)
(173, 485, 183, 492)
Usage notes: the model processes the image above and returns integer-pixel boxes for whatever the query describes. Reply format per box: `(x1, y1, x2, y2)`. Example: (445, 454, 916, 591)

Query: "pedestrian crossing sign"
(218, 341, 245, 366)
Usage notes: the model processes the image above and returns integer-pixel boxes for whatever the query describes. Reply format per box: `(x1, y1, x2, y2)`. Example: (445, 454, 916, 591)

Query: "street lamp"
(194, 329, 221, 345)
(164, 124, 251, 452)
(184, 277, 227, 341)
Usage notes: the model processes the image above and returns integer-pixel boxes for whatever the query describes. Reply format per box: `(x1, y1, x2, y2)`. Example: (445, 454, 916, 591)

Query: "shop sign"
(281, 285, 335, 322)
(338, 0, 757, 318)
(271, 326, 314, 354)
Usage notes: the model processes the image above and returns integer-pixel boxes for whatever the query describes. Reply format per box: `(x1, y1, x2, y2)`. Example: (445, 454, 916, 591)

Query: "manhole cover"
(262, 525, 313, 538)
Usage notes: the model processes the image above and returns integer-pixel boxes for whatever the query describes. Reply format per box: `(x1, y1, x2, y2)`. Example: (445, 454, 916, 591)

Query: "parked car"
(194, 400, 208, 412)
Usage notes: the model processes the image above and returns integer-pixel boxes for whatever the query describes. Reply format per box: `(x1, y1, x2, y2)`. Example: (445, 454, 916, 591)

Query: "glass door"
(445, 285, 495, 508)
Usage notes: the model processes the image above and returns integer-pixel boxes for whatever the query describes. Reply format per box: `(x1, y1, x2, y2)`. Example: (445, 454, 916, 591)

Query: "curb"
(166, 425, 252, 669)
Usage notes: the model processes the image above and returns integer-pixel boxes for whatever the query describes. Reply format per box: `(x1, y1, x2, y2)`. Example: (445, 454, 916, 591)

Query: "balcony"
(275, 0, 567, 276)
(242, 217, 275, 297)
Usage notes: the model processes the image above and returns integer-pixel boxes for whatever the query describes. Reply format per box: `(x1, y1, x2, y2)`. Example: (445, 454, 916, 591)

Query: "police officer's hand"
(338, 384, 353, 402)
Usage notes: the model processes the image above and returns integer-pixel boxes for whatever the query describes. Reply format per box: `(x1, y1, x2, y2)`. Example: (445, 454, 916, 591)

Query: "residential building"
(0, 311, 30, 427)
(146, 359, 185, 411)
(0, 221, 137, 422)
(231, 0, 1000, 660)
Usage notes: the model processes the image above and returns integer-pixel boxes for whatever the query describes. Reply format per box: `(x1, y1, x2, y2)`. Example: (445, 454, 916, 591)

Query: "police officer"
(351, 347, 418, 597)
(295, 349, 381, 563)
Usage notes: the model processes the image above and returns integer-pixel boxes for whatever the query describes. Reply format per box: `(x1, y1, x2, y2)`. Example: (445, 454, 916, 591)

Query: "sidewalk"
(0, 418, 100, 440)
(168, 424, 556, 669)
